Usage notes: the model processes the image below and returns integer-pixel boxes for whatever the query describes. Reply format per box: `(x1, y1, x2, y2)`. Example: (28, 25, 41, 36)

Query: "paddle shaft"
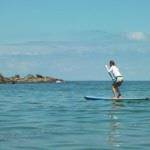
(105, 65, 114, 81)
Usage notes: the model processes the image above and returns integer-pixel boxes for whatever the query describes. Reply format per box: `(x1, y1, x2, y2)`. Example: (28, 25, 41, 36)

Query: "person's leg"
(116, 85, 121, 98)
(112, 84, 117, 98)
(116, 82, 122, 98)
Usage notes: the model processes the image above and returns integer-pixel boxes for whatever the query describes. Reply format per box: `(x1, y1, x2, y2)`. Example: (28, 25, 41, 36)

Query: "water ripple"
(0, 81, 150, 149)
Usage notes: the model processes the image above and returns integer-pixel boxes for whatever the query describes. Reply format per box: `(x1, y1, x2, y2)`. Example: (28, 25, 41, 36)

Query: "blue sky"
(0, 0, 150, 80)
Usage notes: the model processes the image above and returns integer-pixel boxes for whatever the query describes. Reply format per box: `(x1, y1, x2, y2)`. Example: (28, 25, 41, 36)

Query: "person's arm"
(105, 65, 115, 80)
(105, 65, 112, 72)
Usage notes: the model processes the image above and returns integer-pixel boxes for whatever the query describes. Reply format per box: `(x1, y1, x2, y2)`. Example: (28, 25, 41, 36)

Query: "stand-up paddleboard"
(84, 96, 150, 101)
(85, 65, 150, 101)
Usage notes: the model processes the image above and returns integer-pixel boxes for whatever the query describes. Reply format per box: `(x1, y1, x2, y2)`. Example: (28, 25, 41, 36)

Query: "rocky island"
(0, 74, 64, 84)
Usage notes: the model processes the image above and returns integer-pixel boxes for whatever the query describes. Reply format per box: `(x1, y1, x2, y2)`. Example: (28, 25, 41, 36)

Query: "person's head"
(109, 60, 115, 67)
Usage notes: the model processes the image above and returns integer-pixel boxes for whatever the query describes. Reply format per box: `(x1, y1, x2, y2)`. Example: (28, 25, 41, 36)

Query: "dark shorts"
(113, 76, 124, 87)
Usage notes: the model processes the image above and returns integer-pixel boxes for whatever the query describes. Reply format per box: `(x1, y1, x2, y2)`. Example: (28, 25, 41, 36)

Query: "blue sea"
(0, 81, 150, 150)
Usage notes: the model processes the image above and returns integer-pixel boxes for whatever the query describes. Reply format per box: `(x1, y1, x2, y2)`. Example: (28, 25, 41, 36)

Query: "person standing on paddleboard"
(105, 60, 123, 98)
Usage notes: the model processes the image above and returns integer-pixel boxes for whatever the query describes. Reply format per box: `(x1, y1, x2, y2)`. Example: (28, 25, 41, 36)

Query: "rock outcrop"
(0, 74, 64, 84)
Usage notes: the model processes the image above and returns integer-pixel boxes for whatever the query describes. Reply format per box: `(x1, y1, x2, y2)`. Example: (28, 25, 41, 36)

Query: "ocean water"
(0, 81, 150, 150)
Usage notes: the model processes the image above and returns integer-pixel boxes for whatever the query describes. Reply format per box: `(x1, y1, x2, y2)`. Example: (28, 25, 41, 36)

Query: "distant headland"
(0, 74, 64, 84)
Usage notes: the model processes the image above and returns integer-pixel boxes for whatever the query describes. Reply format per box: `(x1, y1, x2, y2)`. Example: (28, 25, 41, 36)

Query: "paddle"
(105, 65, 115, 81)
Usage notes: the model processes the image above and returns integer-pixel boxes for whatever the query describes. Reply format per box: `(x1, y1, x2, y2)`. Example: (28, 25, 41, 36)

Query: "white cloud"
(0, 31, 150, 57)
(126, 32, 146, 41)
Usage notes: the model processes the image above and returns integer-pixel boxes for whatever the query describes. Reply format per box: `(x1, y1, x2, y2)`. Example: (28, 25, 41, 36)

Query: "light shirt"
(108, 65, 122, 78)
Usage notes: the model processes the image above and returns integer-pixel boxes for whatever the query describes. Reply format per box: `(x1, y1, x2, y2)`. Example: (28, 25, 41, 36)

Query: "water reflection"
(107, 100, 124, 149)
